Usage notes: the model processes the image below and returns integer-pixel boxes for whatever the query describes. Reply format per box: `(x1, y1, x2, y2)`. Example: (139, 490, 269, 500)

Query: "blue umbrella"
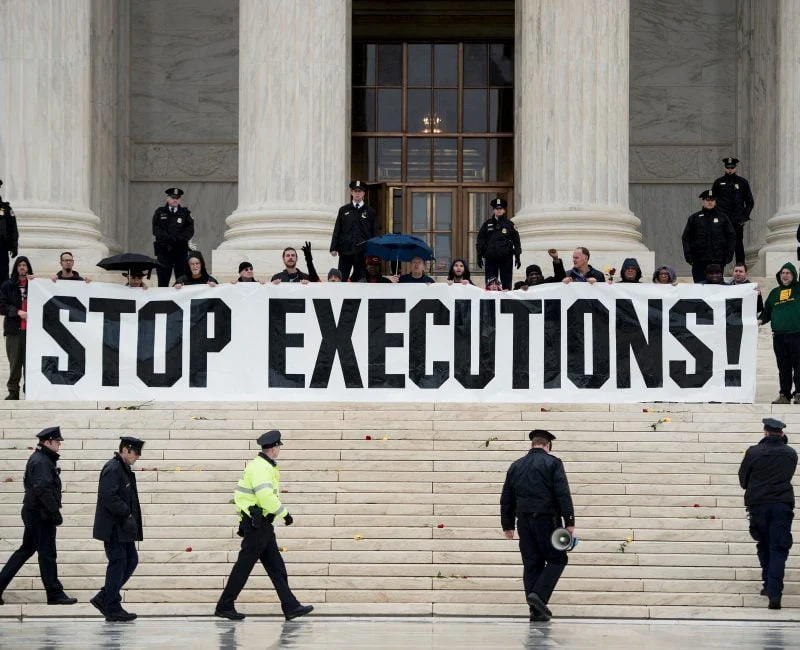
(364, 234, 434, 263)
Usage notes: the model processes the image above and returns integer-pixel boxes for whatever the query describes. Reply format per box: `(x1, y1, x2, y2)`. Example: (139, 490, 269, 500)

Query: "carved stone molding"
(132, 143, 238, 182)
(630, 145, 735, 183)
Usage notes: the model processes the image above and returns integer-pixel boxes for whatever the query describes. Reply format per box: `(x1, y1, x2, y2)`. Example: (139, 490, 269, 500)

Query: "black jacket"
(330, 203, 378, 256)
(0, 198, 18, 253)
(476, 216, 521, 262)
(23, 446, 62, 521)
(681, 207, 736, 265)
(739, 435, 797, 508)
(93, 454, 143, 542)
(152, 205, 194, 253)
(0, 256, 33, 336)
(500, 448, 575, 530)
(711, 173, 754, 224)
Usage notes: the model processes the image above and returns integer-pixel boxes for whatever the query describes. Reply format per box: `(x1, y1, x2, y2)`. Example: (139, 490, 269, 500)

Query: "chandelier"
(422, 113, 443, 134)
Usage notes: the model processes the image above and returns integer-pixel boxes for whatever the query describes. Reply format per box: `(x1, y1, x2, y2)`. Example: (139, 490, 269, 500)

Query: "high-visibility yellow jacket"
(233, 453, 287, 521)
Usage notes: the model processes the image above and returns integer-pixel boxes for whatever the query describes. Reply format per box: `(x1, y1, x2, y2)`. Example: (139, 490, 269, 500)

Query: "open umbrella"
(97, 253, 162, 280)
(364, 234, 434, 263)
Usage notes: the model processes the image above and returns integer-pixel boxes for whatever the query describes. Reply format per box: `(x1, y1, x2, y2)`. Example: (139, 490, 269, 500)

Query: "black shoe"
(4, 392, 19, 401)
(760, 588, 767, 596)
(90, 594, 107, 616)
(768, 598, 781, 610)
(285, 604, 314, 620)
(526, 592, 552, 619)
(529, 611, 550, 622)
(47, 594, 78, 605)
(105, 609, 137, 622)
(0, 593, 4, 606)
(215, 608, 246, 621)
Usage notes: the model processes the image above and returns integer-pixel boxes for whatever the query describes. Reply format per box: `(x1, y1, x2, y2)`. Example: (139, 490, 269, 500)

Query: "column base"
(759, 209, 800, 275)
(514, 208, 648, 250)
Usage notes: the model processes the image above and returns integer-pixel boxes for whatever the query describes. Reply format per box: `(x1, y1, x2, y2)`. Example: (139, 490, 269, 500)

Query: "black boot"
(768, 598, 781, 610)
(4, 391, 19, 400)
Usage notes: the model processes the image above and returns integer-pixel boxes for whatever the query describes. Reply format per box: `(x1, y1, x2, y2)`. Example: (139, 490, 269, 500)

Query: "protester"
(727, 263, 763, 312)
(563, 247, 605, 283)
(702, 263, 725, 285)
(447, 258, 474, 285)
(236, 262, 258, 283)
(271, 247, 311, 284)
(394, 256, 434, 284)
(758, 262, 800, 404)
(652, 265, 677, 285)
(125, 271, 147, 289)
(617, 258, 642, 283)
(174, 252, 218, 288)
(514, 250, 566, 289)
(52, 252, 89, 282)
(0, 256, 34, 399)
(327, 268, 342, 282)
(485, 276, 502, 291)
(360, 256, 392, 284)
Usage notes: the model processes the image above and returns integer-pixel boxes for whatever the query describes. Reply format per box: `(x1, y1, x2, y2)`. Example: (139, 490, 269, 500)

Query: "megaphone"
(550, 528, 579, 551)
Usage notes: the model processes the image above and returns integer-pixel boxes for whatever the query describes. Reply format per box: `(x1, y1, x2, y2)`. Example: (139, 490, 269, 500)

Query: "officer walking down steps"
(215, 430, 313, 621)
(501, 429, 575, 621)
(739, 418, 797, 610)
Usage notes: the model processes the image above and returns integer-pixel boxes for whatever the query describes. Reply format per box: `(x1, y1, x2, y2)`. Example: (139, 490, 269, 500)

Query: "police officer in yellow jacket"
(215, 430, 313, 621)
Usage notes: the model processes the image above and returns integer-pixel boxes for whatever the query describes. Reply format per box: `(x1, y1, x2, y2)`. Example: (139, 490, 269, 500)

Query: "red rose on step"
(185, 546, 192, 552)
(693, 504, 700, 508)
(437, 523, 445, 528)
(365, 435, 372, 440)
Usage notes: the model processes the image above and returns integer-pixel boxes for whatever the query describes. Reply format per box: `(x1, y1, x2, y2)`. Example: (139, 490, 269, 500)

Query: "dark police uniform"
(476, 198, 521, 290)
(0, 180, 18, 284)
(92, 436, 145, 621)
(739, 418, 797, 609)
(330, 180, 378, 282)
(0, 427, 76, 605)
(501, 429, 575, 620)
(681, 189, 736, 283)
(152, 188, 195, 287)
(216, 430, 313, 621)
(711, 157, 755, 265)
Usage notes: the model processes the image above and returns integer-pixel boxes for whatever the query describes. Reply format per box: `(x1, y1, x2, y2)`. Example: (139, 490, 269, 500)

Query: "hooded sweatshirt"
(0, 255, 34, 336)
(619, 257, 642, 283)
(759, 262, 800, 333)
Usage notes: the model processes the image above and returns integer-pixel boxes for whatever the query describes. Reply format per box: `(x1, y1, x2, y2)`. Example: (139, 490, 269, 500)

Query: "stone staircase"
(0, 400, 798, 621)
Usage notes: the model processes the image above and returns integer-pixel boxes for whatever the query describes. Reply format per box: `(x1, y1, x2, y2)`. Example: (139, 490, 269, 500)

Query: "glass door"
(407, 188, 456, 275)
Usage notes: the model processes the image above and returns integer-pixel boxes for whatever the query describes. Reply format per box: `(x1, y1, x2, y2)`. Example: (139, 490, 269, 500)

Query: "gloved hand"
(122, 515, 137, 535)
(477, 258, 483, 269)
(10, 250, 17, 259)
(301, 241, 313, 262)
(284, 513, 294, 526)
(51, 511, 63, 526)
(515, 257, 521, 270)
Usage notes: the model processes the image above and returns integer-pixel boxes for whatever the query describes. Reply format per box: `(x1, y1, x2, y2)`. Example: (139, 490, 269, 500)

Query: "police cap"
(490, 198, 508, 209)
(762, 418, 786, 434)
(165, 187, 184, 198)
(120, 436, 145, 454)
(722, 157, 739, 168)
(698, 190, 715, 200)
(529, 429, 556, 442)
(349, 180, 367, 191)
(37, 426, 64, 442)
(258, 430, 284, 448)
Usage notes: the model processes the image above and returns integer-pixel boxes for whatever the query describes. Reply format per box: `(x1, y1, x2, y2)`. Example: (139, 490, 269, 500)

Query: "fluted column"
(214, 0, 349, 275)
(760, 0, 800, 275)
(0, 0, 107, 268)
(514, 0, 648, 271)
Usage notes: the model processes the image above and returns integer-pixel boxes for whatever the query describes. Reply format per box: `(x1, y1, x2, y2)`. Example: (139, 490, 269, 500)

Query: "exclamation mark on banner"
(725, 298, 743, 387)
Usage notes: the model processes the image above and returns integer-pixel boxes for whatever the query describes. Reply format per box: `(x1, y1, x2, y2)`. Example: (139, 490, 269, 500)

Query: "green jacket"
(233, 453, 288, 521)
(759, 262, 800, 334)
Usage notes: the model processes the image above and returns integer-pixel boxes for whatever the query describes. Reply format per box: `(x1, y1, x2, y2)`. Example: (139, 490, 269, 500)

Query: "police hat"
(257, 430, 283, 448)
(698, 190, 715, 200)
(762, 417, 786, 434)
(120, 436, 145, 454)
(165, 187, 184, 198)
(349, 180, 367, 191)
(238, 261, 253, 273)
(529, 429, 556, 442)
(490, 198, 508, 209)
(37, 427, 64, 442)
(722, 157, 739, 168)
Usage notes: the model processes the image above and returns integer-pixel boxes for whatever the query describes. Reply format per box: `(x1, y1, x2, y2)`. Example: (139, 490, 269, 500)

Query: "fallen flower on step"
(540, 407, 550, 412)
(382, 436, 389, 441)
(482, 436, 499, 448)
(189, 415, 209, 420)
(281, 489, 288, 493)
(709, 515, 716, 520)
(693, 504, 700, 508)
(27, 447, 33, 450)
(649, 418, 670, 430)
(642, 408, 650, 413)
(365, 435, 372, 440)
(353, 534, 363, 541)
(437, 523, 445, 529)
(279, 546, 287, 553)
(3, 477, 12, 483)
(185, 546, 192, 552)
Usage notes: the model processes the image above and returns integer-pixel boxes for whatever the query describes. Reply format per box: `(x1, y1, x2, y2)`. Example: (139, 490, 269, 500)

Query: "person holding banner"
(0, 255, 34, 400)
(563, 247, 605, 283)
(174, 251, 218, 288)
(501, 429, 575, 621)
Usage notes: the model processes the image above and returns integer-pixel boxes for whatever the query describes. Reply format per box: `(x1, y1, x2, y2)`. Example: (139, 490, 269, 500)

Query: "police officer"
(0, 179, 19, 284)
(681, 189, 736, 283)
(91, 436, 145, 622)
(0, 427, 77, 605)
(152, 187, 195, 287)
(739, 418, 797, 610)
(476, 198, 521, 291)
(712, 157, 755, 265)
(215, 430, 313, 621)
(501, 429, 575, 621)
(330, 180, 378, 282)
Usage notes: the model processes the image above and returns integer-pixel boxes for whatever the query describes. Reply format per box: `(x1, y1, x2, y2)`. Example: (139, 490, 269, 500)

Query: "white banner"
(25, 280, 757, 403)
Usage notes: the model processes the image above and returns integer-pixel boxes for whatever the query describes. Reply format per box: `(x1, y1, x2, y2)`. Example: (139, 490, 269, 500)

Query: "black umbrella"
(97, 253, 162, 280)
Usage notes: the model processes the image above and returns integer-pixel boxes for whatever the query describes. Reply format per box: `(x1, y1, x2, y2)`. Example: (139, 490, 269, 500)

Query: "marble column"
(214, 0, 350, 276)
(0, 0, 108, 270)
(760, 0, 799, 275)
(514, 0, 650, 276)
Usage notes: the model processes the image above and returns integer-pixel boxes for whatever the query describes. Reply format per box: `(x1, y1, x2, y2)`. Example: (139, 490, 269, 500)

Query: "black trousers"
(218, 519, 300, 613)
(772, 332, 800, 397)
(0, 249, 10, 284)
(516, 513, 568, 606)
(5, 330, 26, 394)
(733, 222, 746, 265)
(155, 247, 188, 287)
(99, 540, 139, 613)
(749, 503, 794, 599)
(485, 257, 513, 290)
(337, 254, 365, 282)
(0, 508, 64, 599)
